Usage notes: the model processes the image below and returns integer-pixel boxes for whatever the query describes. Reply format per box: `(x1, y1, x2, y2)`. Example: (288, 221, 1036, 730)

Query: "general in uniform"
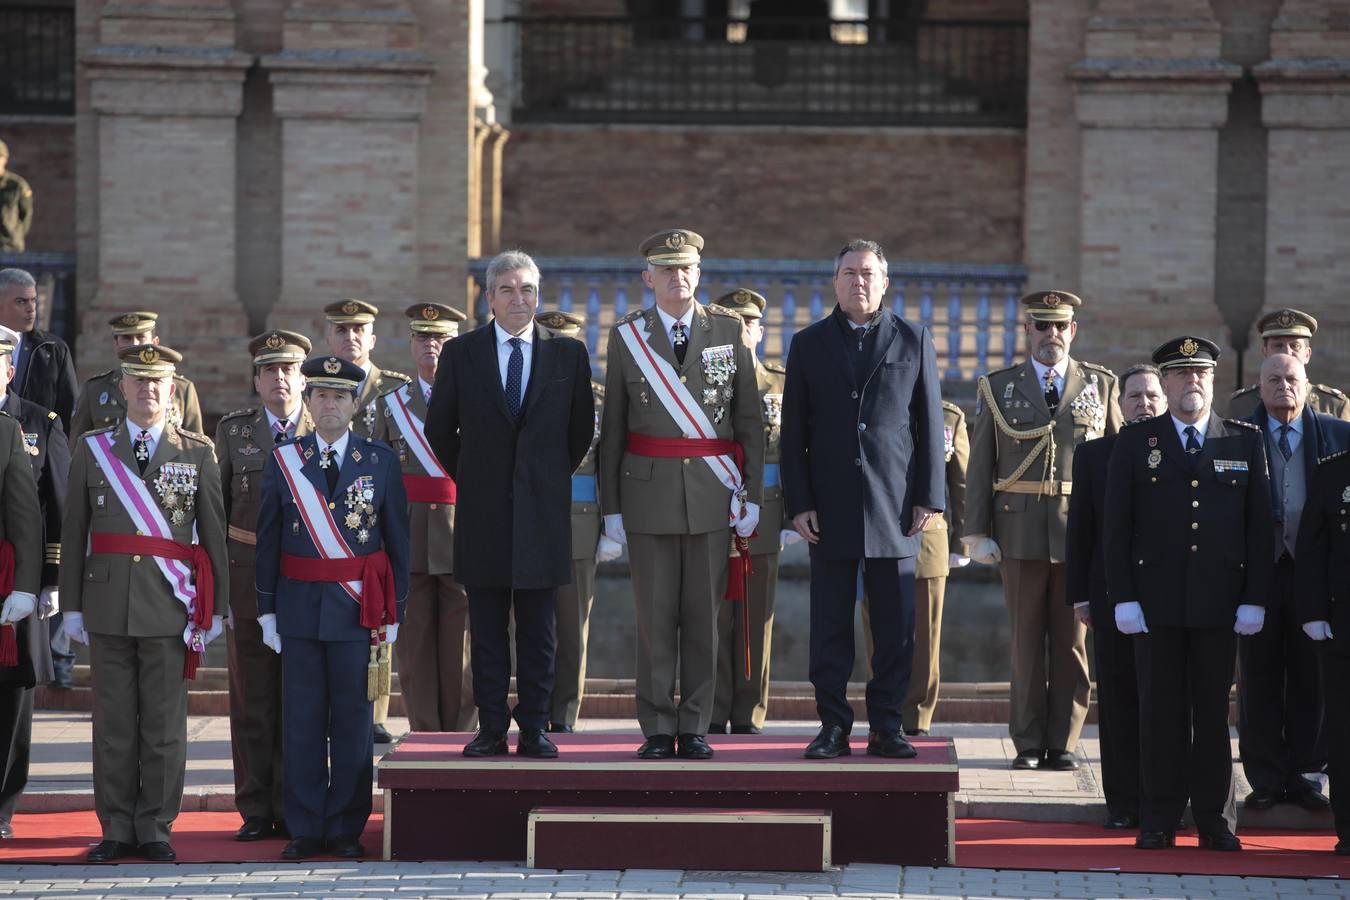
(216, 330, 314, 842)
(59, 343, 227, 863)
(373, 302, 476, 733)
(598, 230, 764, 760)
(963, 290, 1121, 770)
(1227, 308, 1350, 420)
(68, 311, 204, 444)
(255, 355, 410, 860)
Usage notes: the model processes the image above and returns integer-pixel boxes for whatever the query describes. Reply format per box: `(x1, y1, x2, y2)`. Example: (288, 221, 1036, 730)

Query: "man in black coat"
(0, 269, 77, 432)
(781, 239, 945, 761)
(1105, 336, 1274, 852)
(1065, 363, 1165, 830)
(426, 250, 594, 759)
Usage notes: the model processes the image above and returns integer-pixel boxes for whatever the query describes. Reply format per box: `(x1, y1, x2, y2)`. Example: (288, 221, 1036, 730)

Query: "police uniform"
(708, 289, 785, 734)
(963, 291, 1121, 769)
(322, 299, 412, 439)
(598, 230, 765, 757)
(373, 303, 475, 733)
(0, 140, 33, 252)
(59, 344, 228, 862)
(68, 312, 205, 444)
(1227, 308, 1350, 421)
(216, 330, 314, 841)
(536, 310, 605, 732)
(255, 355, 410, 860)
(1105, 336, 1273, 850)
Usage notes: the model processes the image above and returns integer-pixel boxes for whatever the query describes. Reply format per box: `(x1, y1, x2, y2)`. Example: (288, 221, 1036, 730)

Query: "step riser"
(529, 816, 830, 871)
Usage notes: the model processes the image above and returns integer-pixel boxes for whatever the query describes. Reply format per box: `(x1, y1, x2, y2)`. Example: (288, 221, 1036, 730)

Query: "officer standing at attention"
(69, 312, 204, 444)
(216, 330, 313, 842)
(374, 303, 476, 733)
(964, 291, 1121, 770)
(1228, 309, 1350, 420)
(1106, 336, 1273, 852)
(60, 343, 228, 863)
(254, 355, 410, 860)
(598, 229, 764, 760)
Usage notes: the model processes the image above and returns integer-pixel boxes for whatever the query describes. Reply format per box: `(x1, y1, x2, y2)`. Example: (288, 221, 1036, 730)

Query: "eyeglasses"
(1033, 321, 1071, 332)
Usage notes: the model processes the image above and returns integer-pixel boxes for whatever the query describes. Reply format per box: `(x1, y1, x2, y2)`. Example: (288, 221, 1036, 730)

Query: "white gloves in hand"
(603, 514, 627, 546)
(63, 610, 89, 645)
(949, 554, 971, 569)
(1234, 604, 1266, 636)
(595, 534, 624, 564)
(780, 529, 803, 551)
(258, 613, 282, 654)
(1115, 601, 1148, 635)
(964, 536, 1002, 566)
(38, 587, 59, 620)
(0, 591, 36, 625)
(202, 615, 225, 647)
(734, 501, 760, 538)
(1073, 601, 1091, 627)
(385, 623, 400, 645)
(1304, 620, 1334, 641)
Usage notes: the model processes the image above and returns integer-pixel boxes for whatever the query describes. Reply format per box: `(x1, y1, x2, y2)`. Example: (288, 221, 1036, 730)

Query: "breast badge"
(701, 344, 737, 424)
(345, 475, 377, 543)
(762, 392, 783, 445)
(943, 425, 955, 462)
(1147, 449, 1161, 469)
(154, 461, 199, 526)
(22, 433, 38, 457)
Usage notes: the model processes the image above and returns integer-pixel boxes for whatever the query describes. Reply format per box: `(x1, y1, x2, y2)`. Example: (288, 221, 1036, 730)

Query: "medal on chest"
(344, 474, 377, 543)
(154, 461, 199, 526)
(22, 432, 38, 457)
(701, 344, 736, 424)
(943, 425, 955, 462)
(1069, 373, 1107, 433)
(762, 392, 783, 445)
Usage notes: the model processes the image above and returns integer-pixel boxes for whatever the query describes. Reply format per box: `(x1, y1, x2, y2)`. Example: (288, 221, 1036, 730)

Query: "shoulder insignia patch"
(942, 399, 963, 415)
(382, 370, 412, 384)
(615, 308, 645, 326)
(219, 408, 256, 422)
(1224, 418, 1261, 432)
(762, 360, 786, 374)
(47, 411, 57, 421)
(1081, 361, 1117, 378)
(1316, 383, 1347, 399)
(708, 305, 741, 319)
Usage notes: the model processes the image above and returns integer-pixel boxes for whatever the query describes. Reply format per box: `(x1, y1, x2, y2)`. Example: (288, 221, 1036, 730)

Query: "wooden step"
(527, 806, 831, 872)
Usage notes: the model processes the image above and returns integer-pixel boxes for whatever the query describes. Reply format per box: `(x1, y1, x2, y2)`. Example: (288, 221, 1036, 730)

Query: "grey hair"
(833, 239, 888, 279)
(1120, 363, 1162, 392)
(485, 249, 541, 294)
(0, 268, 36, 291)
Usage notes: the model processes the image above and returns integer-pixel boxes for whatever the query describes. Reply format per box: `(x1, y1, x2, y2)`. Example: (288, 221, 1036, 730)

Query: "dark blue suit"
(255, 432, 410, 841)
(780, 306, 945, 734)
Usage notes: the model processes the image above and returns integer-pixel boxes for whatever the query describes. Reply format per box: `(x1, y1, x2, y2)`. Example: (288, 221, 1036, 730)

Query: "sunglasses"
(1033, 321, 1071, 332)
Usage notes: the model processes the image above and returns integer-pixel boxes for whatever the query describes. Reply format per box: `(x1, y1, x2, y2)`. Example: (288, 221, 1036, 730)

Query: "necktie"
(321, 447, 338, 494)
(1278, 424, 1293, 461)
(274, 419, 289, 442)
(134, 430, 151, 474)
(1043, 369, 1060, 414)
(672, 321, 688, 366)
(1184, 425, 1202, 458)
(506, 337, 524, 419)
(423, 386, 432, 404)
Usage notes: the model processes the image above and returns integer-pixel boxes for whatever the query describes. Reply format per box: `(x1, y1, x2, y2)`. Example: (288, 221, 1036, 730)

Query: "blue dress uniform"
(255, 357, 410, 851)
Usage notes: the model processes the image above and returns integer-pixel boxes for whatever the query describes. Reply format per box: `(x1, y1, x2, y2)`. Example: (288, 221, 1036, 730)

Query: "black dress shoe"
(677, 733, 714, 759)
(708, 722, 729, 735)
(730, 724, 762, 735)
(804, 725, 851, 759)
(463, 730, 509, 757)
(1104, 812, 1139, 829)
(330, 834, 365, 859)
(637, 734, 676, 759)
(1045, 750, 1079, 771)
(1243, 788, 1282, 810)
(1289, 787, 1332, 811)
(139, 841, 176, 862)
(518, 729, 559, 758)
(0, 821, 11, 839)
(548, 722, 574, 734)
(867, 730, 917, 759)
(87, 839, 138, 862)
(373, 723, 393, 744)
(236, 816, 273, 842)
(1011, 749, 1042, 770)
(1198, 830, 1242, 851)
(281, 836, 324, 860)
(1134, 831, 1175, 850)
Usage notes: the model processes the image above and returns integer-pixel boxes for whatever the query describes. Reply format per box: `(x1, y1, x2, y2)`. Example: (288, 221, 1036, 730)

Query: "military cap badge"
(120, 314, 141, 327)
(139, 347, 159, 364)
(1278, 311, 1295, 328)
(422, 305, 439, 320)
(342, 300, 360, 316)
(323, 358, 341, 375)
(1180, 338, 1199, 357)
(666, 232, 686, 250)
(265, 333, 285, 350)
(1044, 292, 1061, 308)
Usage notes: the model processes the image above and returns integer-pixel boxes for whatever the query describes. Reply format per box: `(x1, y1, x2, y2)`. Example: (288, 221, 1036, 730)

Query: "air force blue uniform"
(255, 432, 410, 842)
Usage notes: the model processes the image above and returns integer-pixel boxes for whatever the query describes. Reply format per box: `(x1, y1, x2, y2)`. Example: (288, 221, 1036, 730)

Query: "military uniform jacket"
(374, 384, 455, 576)
(0, 170, 32, 251)
(1104, 414, 1274, 630)
(59, 422, 229, 637)
(1295, 444, 1350, 657)
(965, 358, 1122, 562)
(351, 361, 410, 438)
(917, 401, 970, 580)
(0, 413, 44, 686)
(215, 406, 313, 618)
(254, 432, 411, 641)
(570, 380, 604, 561)
(1229, 382, 1350, 422)
(69, 369, 204, 445)
(4, 389, 68, 589)
(749, 361, 786, 557)
(599, 303, 765, 535)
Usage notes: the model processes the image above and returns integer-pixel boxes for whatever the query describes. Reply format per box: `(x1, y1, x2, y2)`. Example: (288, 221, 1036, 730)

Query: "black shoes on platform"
(548, 722, 574, 733)
(463, 730, 510, 757)
(87, 839, 138, 863)
(1011, 749, 1042, 770)
(1103, 812, 1138, 830)
(331, 835, 366, 859)
(1243, 788, 1282, 810)
(677, 734, 714, 759)
(140, 841, 176, 862)
(373, 723, 393, 744)
(282, 836, 325, 860)
(518, 729, 559, 758)
(731, 724, 763, 735)
(804, 725, 851, 759)
(1198, 829, 1242, 852)
(1044, 750, 1079, 771)
(1134, 831, 1175, 850)
(867, 730, 917, 759)
(637, 734, 676, 759)
(236, 816, 286, 842)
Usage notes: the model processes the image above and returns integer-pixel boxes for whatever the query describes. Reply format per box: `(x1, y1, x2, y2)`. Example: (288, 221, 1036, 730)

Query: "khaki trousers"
(227, 617, 284, 821)
(551, 558, 596, 728)
(397, 573, 476, 732)
(713, 551, 779, 730)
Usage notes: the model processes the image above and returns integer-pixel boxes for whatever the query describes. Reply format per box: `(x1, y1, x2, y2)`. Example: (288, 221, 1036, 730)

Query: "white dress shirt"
(493, 321, 534, 395)
(265, 406, 301, 441)
(1172, 413, 1211, 449)
(654, 304, 695, 349)
(1267, 413, 1303, 457)
(417, 377, 434, 405)
(1030, 358, 1068, 397)
(317, 430, 350, 470)
(125, 418, 166, 457)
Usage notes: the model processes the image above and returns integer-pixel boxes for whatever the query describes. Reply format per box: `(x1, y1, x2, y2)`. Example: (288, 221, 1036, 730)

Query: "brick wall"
(0, 119, 75, 253)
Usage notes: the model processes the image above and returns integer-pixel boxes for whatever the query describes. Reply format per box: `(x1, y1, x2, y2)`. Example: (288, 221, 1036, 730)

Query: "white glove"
(38, 587, 59, 620)
(734, 501, 760, 538)
(0, 591, 36, 625)
(780, 528, 804, 551)
(63, 610, 89, 645)
(385, 623, 399, 645)
(1073, 601, 1091, 627)
(1235, 604, 1266, 636)
(595, 534, 624, 564)
(963, 536, 1002, 565)
(1115, 601, 1148, 635)
(1304, 620, 1334, 641)
(949, 554, 971, 568)
(258, 613, 282, 654)
(603, 514, 627, 546)
(201, 615, 225, 646)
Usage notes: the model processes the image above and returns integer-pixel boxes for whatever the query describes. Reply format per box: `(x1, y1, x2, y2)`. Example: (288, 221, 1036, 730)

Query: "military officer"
(0, 325, 51, 839)
(536, 310, 618, 732)
(0, 140, 33, 252)
(59, 343, 228, 863)
(963, 290, 1121, 770)
(1106, 336, 1273, 852)
(1228, 308, 1350, 420)
(598, 229, 765, 760)
(373, 303, 476, 733)
(68, 311, 204, 444)
(255, 355, 410, 860)
(708, 288, 792, 734)
(216, 330, 314, 842)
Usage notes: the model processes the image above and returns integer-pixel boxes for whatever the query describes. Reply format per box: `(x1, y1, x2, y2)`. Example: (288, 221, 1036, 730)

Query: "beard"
(1177, 390, 1207, 413)
(1033, 342, 1066, 366)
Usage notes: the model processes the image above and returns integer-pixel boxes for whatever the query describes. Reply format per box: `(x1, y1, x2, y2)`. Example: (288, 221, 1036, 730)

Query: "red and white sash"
(274, 442, 362, 602)
(385, 384, 449, 478)
(618, 318, 743, 493)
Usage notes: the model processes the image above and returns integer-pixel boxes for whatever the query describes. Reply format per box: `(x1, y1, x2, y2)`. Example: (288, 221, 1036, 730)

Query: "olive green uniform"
(1228, 382, 1350, 421)
(0, 171, 33, 252)
(352, 363, 410, 438)
(69, 371, 203, 446)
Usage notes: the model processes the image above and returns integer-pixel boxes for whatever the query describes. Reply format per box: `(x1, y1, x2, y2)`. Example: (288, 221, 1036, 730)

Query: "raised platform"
(378, 732, 959, 867)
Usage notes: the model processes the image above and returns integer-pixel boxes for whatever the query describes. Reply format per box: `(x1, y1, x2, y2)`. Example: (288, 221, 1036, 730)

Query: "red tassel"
(183, 647, 201, 680)
(0, 625, 16, 668)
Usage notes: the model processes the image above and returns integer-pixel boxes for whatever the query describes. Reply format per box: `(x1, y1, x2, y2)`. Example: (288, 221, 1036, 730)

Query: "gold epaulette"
(1316, 383, 1347, 399)
(1224, 418, 1261, 432)
(219, 407, 256, 422)
(615, 308, 645, 326)
(381, 369, 412, 384)
(708, 305, 741, 320)
(762, 360, 786, 374)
